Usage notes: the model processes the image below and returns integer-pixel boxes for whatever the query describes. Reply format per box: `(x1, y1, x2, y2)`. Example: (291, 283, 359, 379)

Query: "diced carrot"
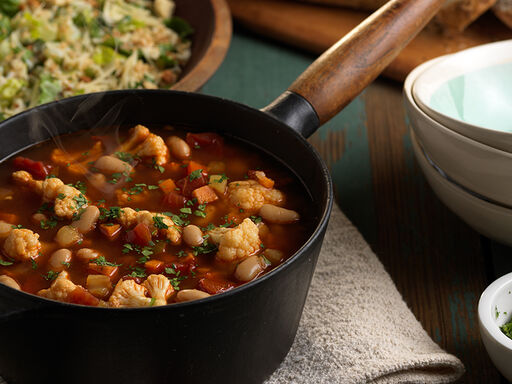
(0, 213, 17, 223)
(67, 286, 100, 306)
(187, 161, 207, 176)
(198, 277, 235, 295)
(159, 178, 176, 194)
(87, 263, 119, 280)
(165, 162, 184, 175)
(145, 259, 165, 274)
(131, 223, 152, 246)
(192, 185, 219, 204)
(248, 170, 275, 189)
(99, 224, 122, 240)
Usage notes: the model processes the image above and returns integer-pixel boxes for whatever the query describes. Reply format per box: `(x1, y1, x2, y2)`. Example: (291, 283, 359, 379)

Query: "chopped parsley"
(250, 216, 262, 224)
(73, 194, 87, 209)
(191, 241, 217, 256)
(149, 297, 156, 306)
(189, 169, 203, 181)
(180, 207, 192, 214)
(42, 270, 59, 281)
(194, 210, 206, 218)
(128, 266, 147, 278)
(219, 220, 235, 228)
(61, 262, 71, 268)
(99, 206, 123, 221)
(92, 256, 122, 267)
(165, 266, 188, 290)
(57, 193, 66, 200)
(153, 216, 168, 229)
(40, 219, 58, 230)
(37, 202, 53, 213)
(0, 260, 13, 266)
(30, 258, 38, 270)
(214, 174, 228, 183)
(70, 181, 87, 194)
(108, 172, 123, 184)
(10, 224, 23, 229)
(114, 151, 138, 163)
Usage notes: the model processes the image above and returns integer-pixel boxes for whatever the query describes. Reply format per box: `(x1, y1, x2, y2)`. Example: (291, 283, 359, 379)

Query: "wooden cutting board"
(227, 0, 512, 81)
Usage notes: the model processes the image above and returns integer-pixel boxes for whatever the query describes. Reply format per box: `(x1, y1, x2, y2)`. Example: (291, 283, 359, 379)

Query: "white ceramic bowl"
(479, 272, 512, 381)
(410, 128, 512, 246)
(404, 57, 512, 207)
(412, 40, 512, 153)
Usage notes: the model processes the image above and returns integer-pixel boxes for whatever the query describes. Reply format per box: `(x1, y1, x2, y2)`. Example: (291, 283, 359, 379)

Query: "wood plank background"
(203, 27, 507, 382)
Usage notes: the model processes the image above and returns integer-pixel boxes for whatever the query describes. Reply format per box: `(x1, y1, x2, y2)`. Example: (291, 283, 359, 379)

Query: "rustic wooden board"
(227, 0, 512, 81)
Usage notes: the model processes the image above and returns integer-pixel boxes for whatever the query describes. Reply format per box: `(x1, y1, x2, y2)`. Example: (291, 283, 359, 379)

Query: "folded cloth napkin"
(265, 203, 465, 384)
(0, 204, 464, 384)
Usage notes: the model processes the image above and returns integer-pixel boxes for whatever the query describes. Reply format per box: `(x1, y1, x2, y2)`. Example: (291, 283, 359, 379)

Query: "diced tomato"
(126, 223, 152, 246)
(169, 260, 196, 276)
(12, 156, 51, 180)
(198, 277, 235, 295)
(177, 174, 208, 197)
(145, 259, 165, 274)
(162, 191, 187, 209)
(67, 286, 100, 306)
(186, 133, 224, 155)
(88, 264, 119, 280)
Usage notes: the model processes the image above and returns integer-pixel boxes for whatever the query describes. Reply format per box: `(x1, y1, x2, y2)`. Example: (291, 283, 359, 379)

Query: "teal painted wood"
(202, 29, 377, 244)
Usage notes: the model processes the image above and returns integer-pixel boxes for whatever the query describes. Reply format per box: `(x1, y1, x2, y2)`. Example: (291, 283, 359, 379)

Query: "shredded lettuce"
(38, 74, 61, 104)
(0, 78, 25, 104)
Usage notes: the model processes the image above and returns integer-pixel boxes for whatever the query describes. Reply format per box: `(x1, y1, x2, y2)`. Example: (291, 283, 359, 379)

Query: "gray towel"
(0, 203, 464, 384)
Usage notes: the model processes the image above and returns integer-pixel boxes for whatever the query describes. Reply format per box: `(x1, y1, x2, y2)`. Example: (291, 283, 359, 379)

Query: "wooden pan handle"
(287, 0, 446, 125)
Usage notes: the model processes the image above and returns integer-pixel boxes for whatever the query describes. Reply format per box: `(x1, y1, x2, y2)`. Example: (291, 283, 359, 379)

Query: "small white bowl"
(479, 272, 512, 381)
(412, 40, 512, 153)
(404, 57, 512, 207)
(410, 128, 512, 246)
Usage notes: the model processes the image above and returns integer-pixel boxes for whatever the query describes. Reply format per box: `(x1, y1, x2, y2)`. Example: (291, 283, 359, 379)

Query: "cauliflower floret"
(3, 229, 41, 261)
(216, 218, 261, 262)
(53, 184, 84, 219)
(12, 171, 43, 194)
(118, 124, 150, 152)
(117, 124, 168, 165)
(12, 173, 86, 219)
(143, 274, 173, 306)
(118, 209, 181, 244)
(134, 133, 168, 166)
(207, 227, 229, 245)
(109, 279, 152, 307)
(38, 271, 77, 301)
(227, 180, 284, 211)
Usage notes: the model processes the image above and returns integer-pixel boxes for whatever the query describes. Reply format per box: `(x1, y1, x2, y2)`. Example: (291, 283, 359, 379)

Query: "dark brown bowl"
(172, 0, 232, 91)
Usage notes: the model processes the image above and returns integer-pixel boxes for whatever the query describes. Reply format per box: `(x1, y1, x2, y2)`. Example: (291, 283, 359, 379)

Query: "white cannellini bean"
(166, 136, 190, 160)
(76, 248, 100, 262)
(176, 289, 210, 302)
(0, 275, 20, 290)
(183, 225, 203, 247)
(93, 155, 133, 174)
(263, 249, 283, 265)
(259, 204, 300, 224)
(87, 275, 112, 298)
(55, 225, 82, 248)
(0, 220, 12, 238)
(234, 255, 268, 282)
(72, 206, 99, 234)
(48, 249, 72, 271)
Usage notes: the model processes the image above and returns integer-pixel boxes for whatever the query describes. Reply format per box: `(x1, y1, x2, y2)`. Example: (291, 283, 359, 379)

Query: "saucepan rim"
(0, 89, 334, 312)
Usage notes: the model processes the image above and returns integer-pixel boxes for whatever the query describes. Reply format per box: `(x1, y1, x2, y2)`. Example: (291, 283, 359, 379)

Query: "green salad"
(0, 0, 193, 120)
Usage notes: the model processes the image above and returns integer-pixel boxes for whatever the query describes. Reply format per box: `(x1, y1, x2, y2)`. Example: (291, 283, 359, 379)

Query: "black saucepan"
(0, 1, 445, 383)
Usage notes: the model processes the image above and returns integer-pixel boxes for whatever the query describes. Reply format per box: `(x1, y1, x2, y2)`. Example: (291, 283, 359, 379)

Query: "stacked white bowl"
(404, 40, 512, 247)
(404, 40, 512, 379)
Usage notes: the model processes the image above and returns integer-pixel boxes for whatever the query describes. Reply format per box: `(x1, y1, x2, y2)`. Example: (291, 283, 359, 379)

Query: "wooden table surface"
(202, 27, 510, 383)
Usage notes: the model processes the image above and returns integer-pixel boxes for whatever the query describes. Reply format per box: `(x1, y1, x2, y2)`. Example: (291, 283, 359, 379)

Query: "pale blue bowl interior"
(429, 62, 512, 133)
